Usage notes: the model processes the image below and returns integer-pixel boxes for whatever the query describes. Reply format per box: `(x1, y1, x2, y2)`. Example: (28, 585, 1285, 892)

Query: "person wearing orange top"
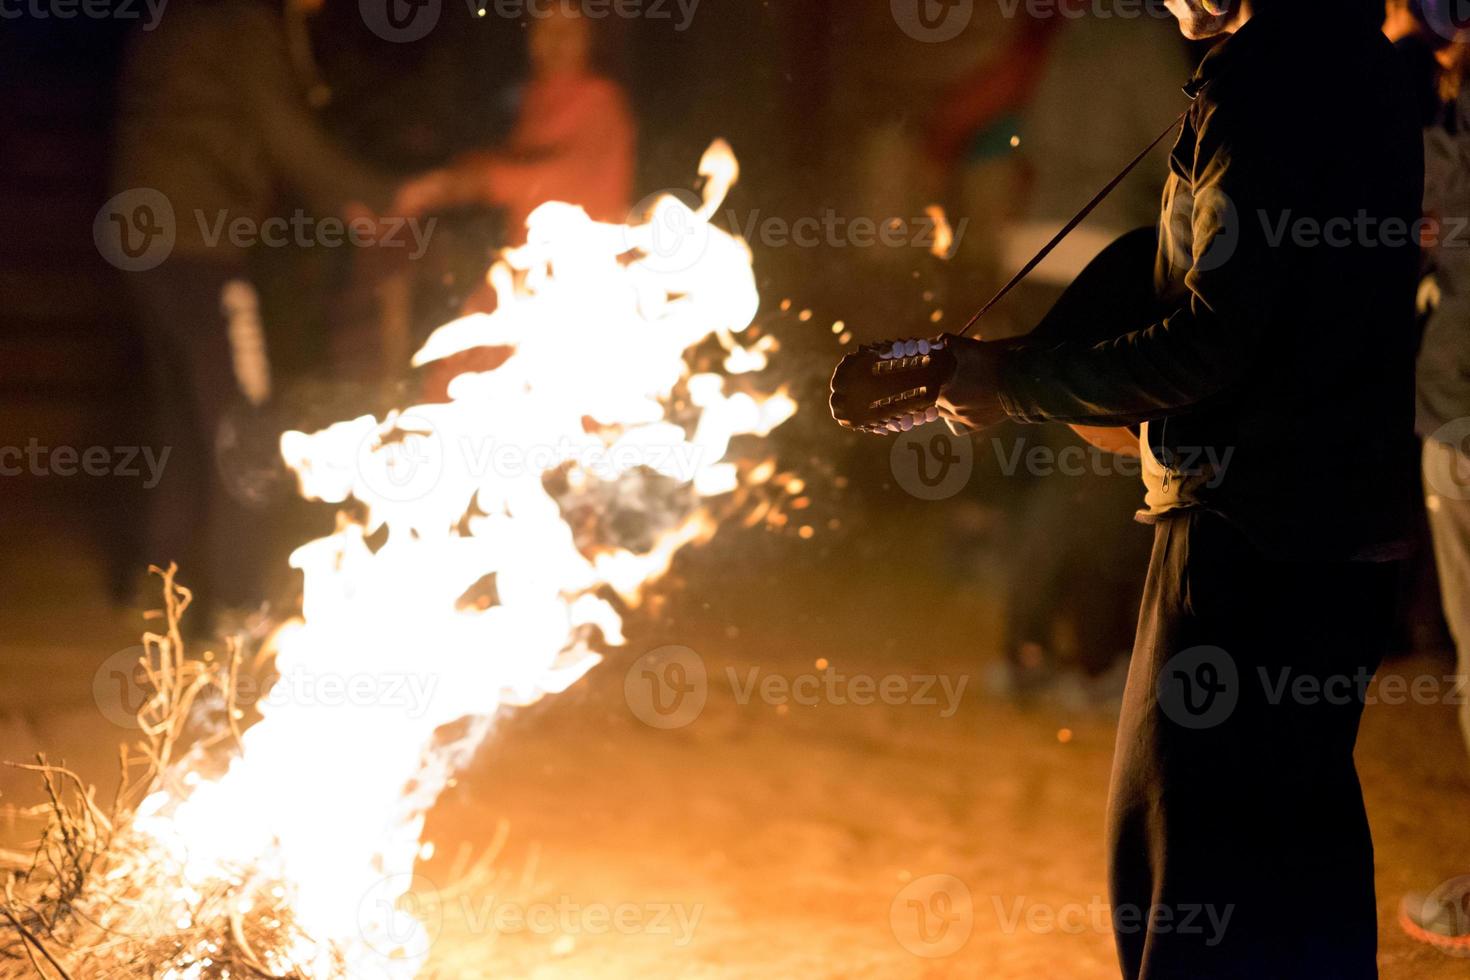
(395, 6, 635, 241)
(396, 5, 635, 400)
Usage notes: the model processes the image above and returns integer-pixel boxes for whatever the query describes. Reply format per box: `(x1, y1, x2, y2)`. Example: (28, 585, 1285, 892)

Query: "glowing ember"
(121, 141, 792, 976)
(924, 205, 955, 260)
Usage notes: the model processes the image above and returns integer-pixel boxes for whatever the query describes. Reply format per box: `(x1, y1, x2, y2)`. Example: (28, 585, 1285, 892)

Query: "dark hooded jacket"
(989, 4, 1425, 561)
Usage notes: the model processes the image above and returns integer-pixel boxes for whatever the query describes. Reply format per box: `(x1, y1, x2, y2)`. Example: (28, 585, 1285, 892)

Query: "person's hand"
(1418, 274, 1442, 317)
(935, 333, 1010, 432)
(393, 169, 456, 218)
(829, 333, 1011, 434)
(342, 200, 377, 226)
(829, 336, 955, 434)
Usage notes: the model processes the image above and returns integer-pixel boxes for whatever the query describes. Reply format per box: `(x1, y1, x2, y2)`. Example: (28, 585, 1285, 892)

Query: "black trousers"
(1108, 511, 1395, 979)
(129, 261, 270, 615)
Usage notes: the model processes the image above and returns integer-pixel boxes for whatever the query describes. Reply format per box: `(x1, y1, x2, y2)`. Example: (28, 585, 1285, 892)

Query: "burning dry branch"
(0, 565, 313, 980)
(2, 142, 792, 979)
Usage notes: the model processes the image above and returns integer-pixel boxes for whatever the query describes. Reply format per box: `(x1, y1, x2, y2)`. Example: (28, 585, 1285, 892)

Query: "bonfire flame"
(75, 141, 790, 978)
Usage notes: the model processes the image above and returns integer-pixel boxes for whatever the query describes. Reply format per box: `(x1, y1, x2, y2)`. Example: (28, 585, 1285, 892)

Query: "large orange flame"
(128, 141, 793, 977)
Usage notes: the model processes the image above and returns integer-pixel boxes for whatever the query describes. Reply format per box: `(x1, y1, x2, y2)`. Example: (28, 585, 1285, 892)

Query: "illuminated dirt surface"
(2, 510, 1467, 978)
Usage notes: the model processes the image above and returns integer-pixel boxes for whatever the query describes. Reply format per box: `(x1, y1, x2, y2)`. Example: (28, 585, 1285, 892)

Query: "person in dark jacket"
(110, 0, 396, 625)
(835, 0, 1421, 975)
(1401, 18, 1470, 954)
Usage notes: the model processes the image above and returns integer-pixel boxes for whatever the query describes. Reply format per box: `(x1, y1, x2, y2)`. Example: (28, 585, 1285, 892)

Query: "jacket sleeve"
(234, 7, 396, 214)
(1424, 90, 1470, 240)
(992, 93, 1290, 426)
(1022, 225, 1162, 347)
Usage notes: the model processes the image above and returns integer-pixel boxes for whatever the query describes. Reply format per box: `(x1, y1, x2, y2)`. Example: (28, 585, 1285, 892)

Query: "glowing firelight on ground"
(120, 141, 793, 977)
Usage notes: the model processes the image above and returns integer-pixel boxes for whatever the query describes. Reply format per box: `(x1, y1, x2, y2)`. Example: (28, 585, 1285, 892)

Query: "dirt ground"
(1, 501, 1468, 979)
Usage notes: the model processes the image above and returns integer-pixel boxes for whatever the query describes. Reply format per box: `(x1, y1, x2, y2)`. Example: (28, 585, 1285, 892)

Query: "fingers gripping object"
(829, 101, 1195, 436)
(829, 335, 958, 435)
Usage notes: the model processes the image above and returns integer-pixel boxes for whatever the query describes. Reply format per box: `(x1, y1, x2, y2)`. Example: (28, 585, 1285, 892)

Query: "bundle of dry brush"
(0, 565, 336, 979)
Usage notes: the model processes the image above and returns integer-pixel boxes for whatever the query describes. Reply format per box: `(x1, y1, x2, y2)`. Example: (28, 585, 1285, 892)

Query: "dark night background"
(0, 2, 1465, 976)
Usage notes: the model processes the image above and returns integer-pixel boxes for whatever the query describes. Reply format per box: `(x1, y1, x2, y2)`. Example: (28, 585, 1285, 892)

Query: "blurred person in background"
(1380, 0, 1457, 680)
(924, 15, 1060, 303)
(112, 0, 396, 630)
(1401, 8, 1470, 952)
(394, 3, 635, 401)
(394, 5, 634, 246)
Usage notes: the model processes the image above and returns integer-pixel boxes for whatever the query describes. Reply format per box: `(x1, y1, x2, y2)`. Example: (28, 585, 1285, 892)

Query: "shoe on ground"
(1400, 876, 1470, 956)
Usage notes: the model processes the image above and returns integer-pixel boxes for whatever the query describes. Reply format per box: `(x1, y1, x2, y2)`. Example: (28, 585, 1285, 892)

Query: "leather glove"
(829, 333, 1012, 434)
(935, 334, 1010, 432)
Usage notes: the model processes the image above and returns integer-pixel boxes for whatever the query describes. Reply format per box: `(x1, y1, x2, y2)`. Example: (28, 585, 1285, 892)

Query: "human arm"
(1069, 425, 1141, 457)
(395, 81, 635, 220)
(942, 94, 1290, 429)
(234, 6, 396, 214)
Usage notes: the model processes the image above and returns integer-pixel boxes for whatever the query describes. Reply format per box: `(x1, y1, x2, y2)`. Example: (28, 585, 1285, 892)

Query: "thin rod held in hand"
(956, 105, 1192, 338)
